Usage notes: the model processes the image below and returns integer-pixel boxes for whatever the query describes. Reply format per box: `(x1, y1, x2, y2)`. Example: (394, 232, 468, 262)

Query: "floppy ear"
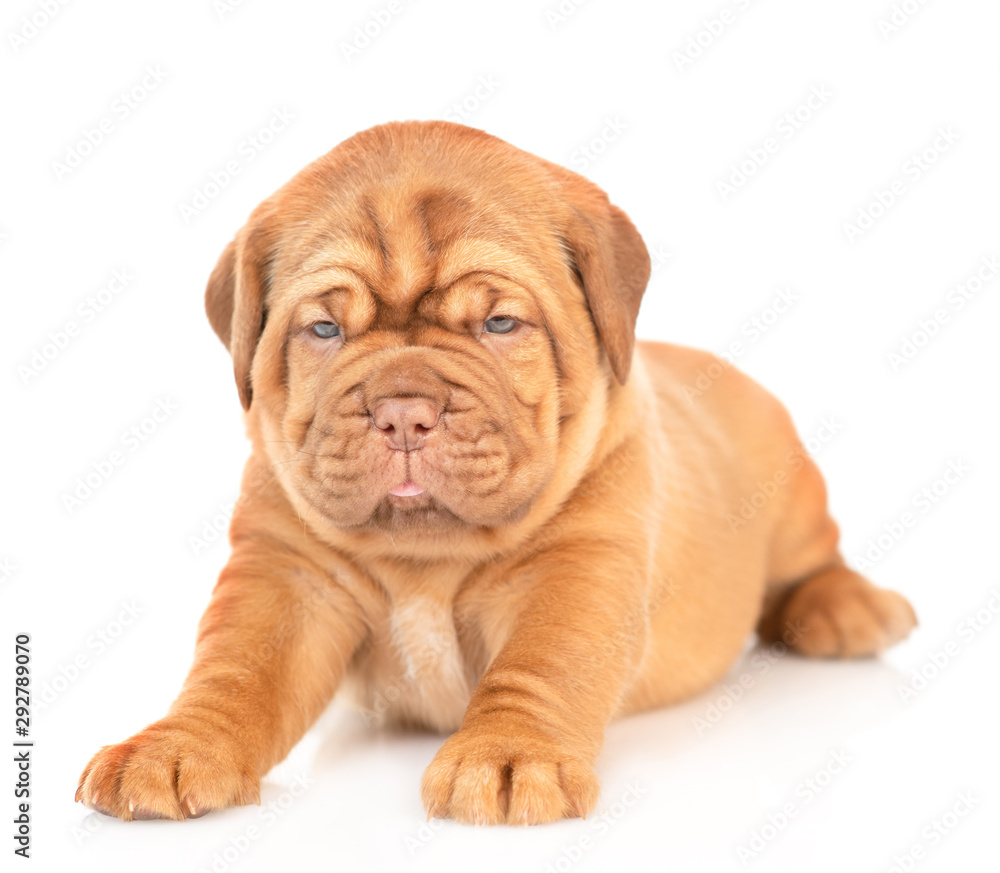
(205, 217, 274, 410)
(559, 190, 650, 384)
(205, 240, 237, 349)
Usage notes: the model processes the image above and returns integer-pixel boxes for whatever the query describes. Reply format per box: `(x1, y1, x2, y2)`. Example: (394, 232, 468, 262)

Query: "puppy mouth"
(383, 479, 438, 517)
(370, 488, 462, 531)
(388, 481, 425, 497)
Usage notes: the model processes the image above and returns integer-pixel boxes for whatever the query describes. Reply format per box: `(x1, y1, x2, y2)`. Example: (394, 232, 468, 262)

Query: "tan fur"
(77, 121, 916, 825)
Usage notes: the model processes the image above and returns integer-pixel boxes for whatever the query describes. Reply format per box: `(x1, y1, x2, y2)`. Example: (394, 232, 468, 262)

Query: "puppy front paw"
(76, 718, 260, 821)
(421, 724, 600, 825)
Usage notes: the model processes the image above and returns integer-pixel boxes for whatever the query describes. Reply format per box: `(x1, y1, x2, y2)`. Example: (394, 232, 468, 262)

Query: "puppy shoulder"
(635, 339, 798, 441)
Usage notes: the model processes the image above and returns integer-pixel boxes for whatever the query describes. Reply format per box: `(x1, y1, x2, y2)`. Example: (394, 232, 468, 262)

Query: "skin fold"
(76, 120, 917, 825)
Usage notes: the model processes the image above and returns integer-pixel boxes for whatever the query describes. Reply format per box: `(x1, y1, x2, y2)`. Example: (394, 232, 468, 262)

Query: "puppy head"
(206, 121, 649, 537)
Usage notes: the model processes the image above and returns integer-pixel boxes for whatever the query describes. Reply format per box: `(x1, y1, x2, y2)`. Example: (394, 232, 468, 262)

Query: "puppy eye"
(312, 321, 341, 339)
(484, 316, 517, 335)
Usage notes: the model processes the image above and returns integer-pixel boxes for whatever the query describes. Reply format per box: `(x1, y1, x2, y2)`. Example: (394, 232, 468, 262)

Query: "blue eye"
(484, 316, 517, 335)
(312, 321, 340, 339)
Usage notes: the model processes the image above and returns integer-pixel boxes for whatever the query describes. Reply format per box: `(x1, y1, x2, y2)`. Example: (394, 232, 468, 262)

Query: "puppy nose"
(372, 397, 441, 451)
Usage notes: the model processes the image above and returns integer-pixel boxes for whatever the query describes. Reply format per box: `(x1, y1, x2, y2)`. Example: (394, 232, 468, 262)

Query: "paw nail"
(89, 794, 115, 817)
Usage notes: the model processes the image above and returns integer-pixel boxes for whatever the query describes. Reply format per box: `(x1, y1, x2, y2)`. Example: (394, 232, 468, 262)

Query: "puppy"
(77, 121, 916, 825)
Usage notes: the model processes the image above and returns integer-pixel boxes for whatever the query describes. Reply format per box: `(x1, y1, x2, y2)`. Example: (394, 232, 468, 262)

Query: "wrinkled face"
(257, 215, 569, 532)
(208, 122, 650, 543)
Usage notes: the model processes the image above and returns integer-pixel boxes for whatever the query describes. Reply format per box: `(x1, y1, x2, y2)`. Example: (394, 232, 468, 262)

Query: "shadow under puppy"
(77, 120, 916, 825)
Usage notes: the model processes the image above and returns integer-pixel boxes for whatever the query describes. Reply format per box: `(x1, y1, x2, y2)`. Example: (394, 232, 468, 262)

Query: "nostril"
(371, 397, 442, 450)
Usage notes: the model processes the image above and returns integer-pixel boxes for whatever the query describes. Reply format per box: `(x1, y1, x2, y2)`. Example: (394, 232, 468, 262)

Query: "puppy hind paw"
(760, 567, 917, 658)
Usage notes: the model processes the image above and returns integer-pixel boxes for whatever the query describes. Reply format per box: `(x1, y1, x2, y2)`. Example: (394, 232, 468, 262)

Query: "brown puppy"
(77, 121, 916, 825)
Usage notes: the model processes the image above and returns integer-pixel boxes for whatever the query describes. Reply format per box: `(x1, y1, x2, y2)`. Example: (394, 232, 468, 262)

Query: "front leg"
(76, 546, 367, 821)
(422, 541, 647, 825)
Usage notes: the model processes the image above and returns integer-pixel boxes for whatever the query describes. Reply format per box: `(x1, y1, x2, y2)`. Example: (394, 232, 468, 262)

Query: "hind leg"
(758, 561, 917, 657)
(756, 451, 917, 657)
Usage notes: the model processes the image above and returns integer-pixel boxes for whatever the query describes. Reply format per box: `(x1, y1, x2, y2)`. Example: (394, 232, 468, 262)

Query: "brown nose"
(371, 397, 441, 451)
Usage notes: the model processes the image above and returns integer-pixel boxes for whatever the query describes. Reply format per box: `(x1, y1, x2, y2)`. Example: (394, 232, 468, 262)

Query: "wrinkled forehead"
(268, 159, 569, 309)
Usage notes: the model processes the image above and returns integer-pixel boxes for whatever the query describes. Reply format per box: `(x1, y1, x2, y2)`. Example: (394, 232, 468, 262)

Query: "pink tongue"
(390, 481, 425, 497)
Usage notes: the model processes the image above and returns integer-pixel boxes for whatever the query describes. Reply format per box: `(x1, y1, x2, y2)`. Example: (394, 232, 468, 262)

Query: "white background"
(2, 0, 998, 871)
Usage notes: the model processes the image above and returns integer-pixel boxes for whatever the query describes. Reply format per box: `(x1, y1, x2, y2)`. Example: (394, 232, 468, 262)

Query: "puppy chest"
(344, 594, 473, 733)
